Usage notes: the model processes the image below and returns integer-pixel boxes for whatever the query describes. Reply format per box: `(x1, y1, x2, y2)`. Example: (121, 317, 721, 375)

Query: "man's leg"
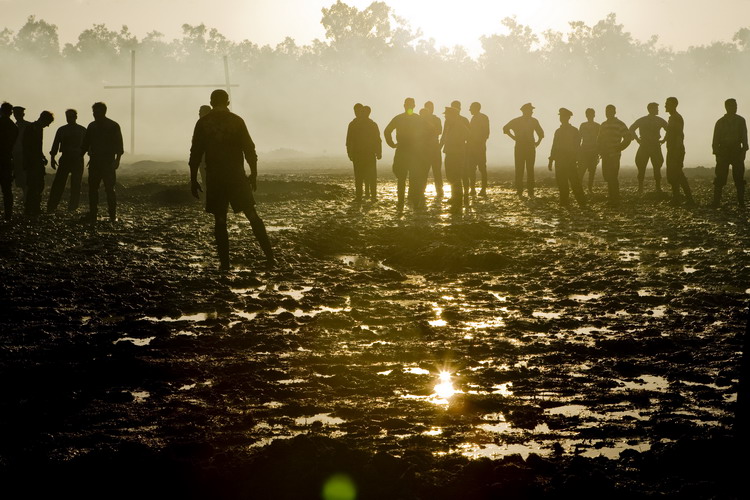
(526, 147, 536, 198)
(368, 157, 377, 200)
(47, 161, 69, 213)
(0, 162, 13, 221)
(554, 163, 569, 205)
(102, 167, 117, 221)
(24, 166, 43, 216)
(214, 212, 230, 270)
(730, 157, 746, 207)
(432, 145, 443, 197)
(352, 159, 364, 200)
(88, 167, 102, 220)
(567, 160, 587, 206)
(478, 156, 488, 196)
(243, 206, 275, 265)
(635, 146, 648, 193)
(602, 154, 621, 205)
(711, 157, 730, 208)
(514, 146, 525, 197)
(69, 158, 84, 211)
(652, 147, 664, 193)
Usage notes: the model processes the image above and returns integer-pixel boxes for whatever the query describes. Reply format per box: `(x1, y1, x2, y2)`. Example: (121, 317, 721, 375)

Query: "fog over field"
(1, 1, 749, 166)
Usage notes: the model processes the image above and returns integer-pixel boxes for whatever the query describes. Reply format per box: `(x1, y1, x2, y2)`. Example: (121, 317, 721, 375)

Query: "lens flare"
(434, 371, 456, 400)
(322, 473, 356, 500)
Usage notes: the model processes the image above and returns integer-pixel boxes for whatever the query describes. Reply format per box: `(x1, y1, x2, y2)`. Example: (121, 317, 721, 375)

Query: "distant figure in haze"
(189, 89, 274, 270)
(597, 104, 632, 206)
(47, 109, 87, 213)
(22, 111, 54, 217)
(578, 108, 600, 195)
(0, 102, 18, 221)
(384, 97, 426, 212)
(346, 103, 382, 201)
(503, 103, 544, 198)
(629, 102, 668, 194)
(197, 104, 212, 208)
(361, 106, 381, 200)
(81, 102, 123, 223)
(441, 106, 471, 213)
(468, 102, 490, 197)
(451, 100, 471, 198)
(548, 108, 586, 207)
(12, 106, 29, 198)
(663, 97, 695, 207)
(420, 101, 443, 198)
(710, 98, 748, 208)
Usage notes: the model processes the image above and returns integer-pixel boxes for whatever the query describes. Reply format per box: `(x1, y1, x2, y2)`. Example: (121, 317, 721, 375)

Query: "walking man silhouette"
(468, 102, 490, 197)
(663, 97, 695, 206)
(549, 108, 586, 207)
(47, 109, 87, 213)
(503, 103, 544, 198)
(189, 89, 275, 270)
(578, 108, 600, 195)
(710, 98, 748, 208)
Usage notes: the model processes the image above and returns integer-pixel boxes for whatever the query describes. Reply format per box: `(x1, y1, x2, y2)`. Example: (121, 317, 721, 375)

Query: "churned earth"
(0, 161, 748, 498)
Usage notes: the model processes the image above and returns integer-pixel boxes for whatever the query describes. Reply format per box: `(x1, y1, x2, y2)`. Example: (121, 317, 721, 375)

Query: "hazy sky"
(2, 0, 749, 56)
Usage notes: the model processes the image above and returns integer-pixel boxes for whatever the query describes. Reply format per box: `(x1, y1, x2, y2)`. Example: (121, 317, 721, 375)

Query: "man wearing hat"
(597, 104, 632, 206)
(548, 108, 586, 207)
(441, 105, 471, 213)
(384, 97, 427, 211)
(503, 103, 544, 198)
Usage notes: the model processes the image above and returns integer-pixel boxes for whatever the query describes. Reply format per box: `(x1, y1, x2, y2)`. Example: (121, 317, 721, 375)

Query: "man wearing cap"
(189, 89, 275, 270)
(710, 98, 748, 208)
(22, 110, 55, 217)
(384, 97, 427, 211)
(663, 97, 695, 206)
(503, 103, 544, 198)
(0, 102, 18, 221)
(420, 101, 443, 199)
(578, 108, 600, 195)
(12, 106, 29, 199)
(548, 108, 586, 207)
(629, 102, 668, 194)
(468, 102, 490, 197)
(597, 104, 632, 206)
(441, 105, 471, 213)
(47, 109, 87, 213)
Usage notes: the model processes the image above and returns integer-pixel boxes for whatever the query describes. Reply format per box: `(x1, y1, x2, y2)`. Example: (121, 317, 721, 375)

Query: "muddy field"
(1, 163, 748, 498)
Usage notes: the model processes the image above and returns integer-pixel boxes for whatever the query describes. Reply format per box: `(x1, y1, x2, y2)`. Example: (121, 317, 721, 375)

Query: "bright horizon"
(1, 0, 749, 57)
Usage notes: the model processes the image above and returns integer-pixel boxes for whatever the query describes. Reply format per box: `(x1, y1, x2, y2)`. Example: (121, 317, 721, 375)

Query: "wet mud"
(0, 166, 748, 498)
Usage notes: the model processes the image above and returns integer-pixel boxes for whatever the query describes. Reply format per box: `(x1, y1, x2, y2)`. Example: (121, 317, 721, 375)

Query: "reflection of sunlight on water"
(114, 336, 155, 346)
(377, 369, 393, 376)
(492, 383, 513, 396)
(422, 427, 443, 436)
(294, 413, 345, 426)
(400, 371, 461, 406)
(145, 312, 213, 322)
(532, 311, 562, 319)
(569, 293, 602, 302)
(434, 371, 456, 400)
(616, 375, 669, 392)
(404, 367, 430, 375)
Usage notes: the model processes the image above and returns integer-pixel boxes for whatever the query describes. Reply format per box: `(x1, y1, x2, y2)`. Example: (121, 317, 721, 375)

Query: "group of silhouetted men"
(346, 97, 748, 210)
(0, 101, 124, 223)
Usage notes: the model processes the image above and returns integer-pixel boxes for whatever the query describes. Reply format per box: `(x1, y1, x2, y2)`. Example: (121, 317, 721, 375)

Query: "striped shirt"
(597, 117, 632, 155)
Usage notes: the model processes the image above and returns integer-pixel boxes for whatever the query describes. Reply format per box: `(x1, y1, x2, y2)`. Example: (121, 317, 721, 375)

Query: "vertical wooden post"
(131, 50, 136, 154)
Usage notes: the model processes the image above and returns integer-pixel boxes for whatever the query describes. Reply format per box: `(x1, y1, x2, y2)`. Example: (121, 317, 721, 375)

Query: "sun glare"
(434, 371, 457, 400)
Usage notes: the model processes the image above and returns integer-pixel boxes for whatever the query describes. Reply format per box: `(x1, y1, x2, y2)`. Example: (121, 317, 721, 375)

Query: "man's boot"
(738, 183, 745, 208)
(655, 177, 662, 194)
(682, 179, 696, 207)
(215, 224, 230, 271)
(670, 184, 681, 206)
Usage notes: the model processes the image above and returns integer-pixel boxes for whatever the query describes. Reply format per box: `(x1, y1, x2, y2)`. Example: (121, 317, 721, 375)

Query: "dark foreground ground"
(0, 162, 748, 498)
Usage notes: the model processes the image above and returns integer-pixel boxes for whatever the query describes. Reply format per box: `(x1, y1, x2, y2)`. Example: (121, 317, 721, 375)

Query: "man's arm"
(502, 119, 515, 141)
(240, 119, 259, 190)
(628, 119, 641, 144)
(113, 123, 124, 168)
(619, 121, 633, 151)
(188, 121, 205, 198)
(373, 122, 382, 159)
(742, 117, 749, 152)
(383, 116, 397, 149)
(345, 121, 354, 161)
(712, 119, 721, 156)
(534, 119, 544, 146)
(80, 124, 90, 158)
(484, 115, 490, 141)
(548, 129, 559, 169)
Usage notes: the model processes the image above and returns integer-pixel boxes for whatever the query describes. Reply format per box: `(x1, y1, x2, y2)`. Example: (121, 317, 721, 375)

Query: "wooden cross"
(104, 50, 238, 154)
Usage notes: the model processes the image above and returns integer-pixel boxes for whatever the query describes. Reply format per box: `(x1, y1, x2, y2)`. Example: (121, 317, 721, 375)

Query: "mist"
(1, 1, 749, 166)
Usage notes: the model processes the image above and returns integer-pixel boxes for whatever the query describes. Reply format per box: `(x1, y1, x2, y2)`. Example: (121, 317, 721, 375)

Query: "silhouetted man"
(549, 108, 586, 207)
(451, 100, 471, 197)
(597, 104, 632, 206)
(629, 102, 668, 194)
(189, 89, 274, 270)
(384, 97, 426, 211)
(442, 106, 470, 213)
(12, 106, 29, 198)
(468, 102, 490, 197)
(578, 108, 600, 195)
(197, 104, 211, 208)
(22, 111, 54, 217)
(504, 103, 544, 198)
(346, 103, 382, 201)
(663, 97, 695, 207)
(0, 102, 18, 221)
(361, 106, 381, 200)
(81, 102, 123, 223)
(421, 101, 443, 198)
(711, 98, 748, 208)
(47, 109, 87, 213)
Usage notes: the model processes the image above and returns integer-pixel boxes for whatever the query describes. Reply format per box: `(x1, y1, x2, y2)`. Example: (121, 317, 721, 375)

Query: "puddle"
(569, 293, 603, 302)
(617, 375, 669, 392)
(404, 367, 430, 375)
(682, 266, 697, 274)
(294, 413, 345, 426)
(337, 255, 393, 271)
(533, 311, 562, 319)
(130, 390, 150, 403)
(144, 312, 214, 322)
(618, 251, 640, 262)
(114, 336, 155, 346)
(266, 226, 296, 232)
